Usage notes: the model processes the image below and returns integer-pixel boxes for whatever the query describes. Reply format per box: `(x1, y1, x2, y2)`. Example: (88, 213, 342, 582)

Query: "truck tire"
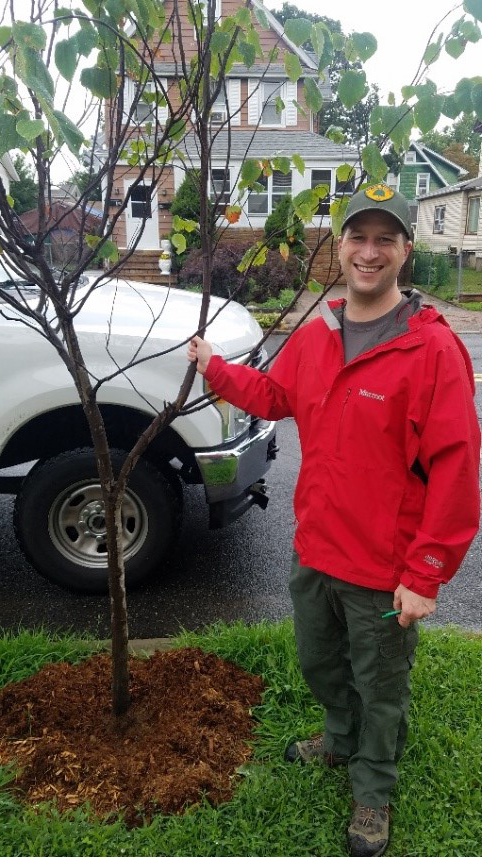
(13, 448, 182, 593)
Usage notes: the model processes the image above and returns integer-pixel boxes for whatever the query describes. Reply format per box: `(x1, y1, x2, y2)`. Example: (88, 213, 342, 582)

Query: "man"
(187, 185, 480, 857)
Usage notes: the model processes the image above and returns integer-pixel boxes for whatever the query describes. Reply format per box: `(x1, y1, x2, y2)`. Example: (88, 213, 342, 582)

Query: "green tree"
(271, 4, 380, 148)
(10, 154, 38, 214)
(420, 112, 481, 176)
(71, 166, 102, 200)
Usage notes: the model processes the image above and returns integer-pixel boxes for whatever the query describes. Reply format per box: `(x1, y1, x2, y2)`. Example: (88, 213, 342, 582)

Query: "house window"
(210, 82, 227, 124)
(248, 174, 268, 214)
(261, 80, 283, 125)
(404, 151, 416, 164)
(135, 80, 155, 124)
(130, 186, 152, 219)
(335, 174, 355, 198)
(272, 170, 292, 209)
(466, 196, 480, 235)
(200, 0, 221, 23)
(416, 173, 430, 197)
(311, 169, 331, 216)
(433, 205, 445, 234)
(211, 168, 230, 212)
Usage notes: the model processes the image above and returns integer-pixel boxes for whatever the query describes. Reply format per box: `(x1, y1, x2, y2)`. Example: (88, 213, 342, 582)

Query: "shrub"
(412, 249, 432, 286)
(412, 249, 451, 289)
(432, 254, 451, 288)
(178, 243, 301, 304)
(263, 194, 305, 254)
(169, 171, 202, 260)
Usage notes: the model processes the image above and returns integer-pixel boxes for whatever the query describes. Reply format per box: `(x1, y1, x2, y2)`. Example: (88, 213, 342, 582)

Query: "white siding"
(417, 192, 465, 251)
(284, 81, 297, 126)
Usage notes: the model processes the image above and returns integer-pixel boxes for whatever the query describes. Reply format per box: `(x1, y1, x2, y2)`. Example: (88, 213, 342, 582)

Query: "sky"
(270, 0, 481, 100)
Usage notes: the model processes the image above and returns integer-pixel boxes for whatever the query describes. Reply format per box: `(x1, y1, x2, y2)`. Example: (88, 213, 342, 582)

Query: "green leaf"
(171, 233, 186, 255)
(75, 25, 98, 58)
(238, 41, 256, 67)
(96, 240, 119, 262)
(463, 0, 482, 22)
(441, 94, 461, 119)
(332, 33, 344, 50)
(445, 37, 466, 58)
(284, 18, 312, 47)
(53, 110, 84, 153)
(472, 82, 482, 118)
(210, 31, 231, 54)
(343, 38, 358, 63)
(351, 31, 377, 61)
(81, 66, 117, 99)
(311, 24, 325, 58)
(16, 48, 54, 102)
(284, 52, 302, 84)
(275, 95, 285, 114)
(254, 6, 269, 29)
(401, 85, 417, 100)
(361, 143, 388, 181)
(307, 279, 323, 293)
(54, 6, 74, 21)
(292, 189, 319, 222)
(330, 197, 349, 238)
(6, 194, 13, 207)
(237, 242, 268, 272)
(303, 78, 323, 114)
(241, 159, 262, 185)
(312, 183, 329, 200)
(316, 29, 333, 72)
(370, 105, 413, 152)
(454, 77, 474, 112)
(0, 112, 23, 157)
(336, 163, 356, 182)
(459, 19, 481, 40)
(234, 7, 251, 27)
(85, 233, 101, 249)
(55, 39, 78, 82)
(172, 215, 198, 233)
(245, 26, 263, 59)
(413, 95, 442, 133)
(273, 156, 291, 175)
(12, 21, 46, 51)
(423, 42, 440, 65)
(16, 115, 45, 141)
(337, 70, 367, 109)
(0, 25, 12, 45)
(325, 125, 346, 144)
(292, 154, 305, 176)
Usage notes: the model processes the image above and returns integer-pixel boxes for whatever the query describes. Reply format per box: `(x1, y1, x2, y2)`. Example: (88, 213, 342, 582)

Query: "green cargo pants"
(289, 552, 418, 808)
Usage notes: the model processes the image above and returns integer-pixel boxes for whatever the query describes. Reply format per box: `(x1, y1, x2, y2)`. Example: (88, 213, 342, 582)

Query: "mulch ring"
(0, 647, 263, 826)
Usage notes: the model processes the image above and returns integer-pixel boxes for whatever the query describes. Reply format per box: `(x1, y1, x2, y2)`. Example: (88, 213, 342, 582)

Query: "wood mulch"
(0, 647, 263, 826)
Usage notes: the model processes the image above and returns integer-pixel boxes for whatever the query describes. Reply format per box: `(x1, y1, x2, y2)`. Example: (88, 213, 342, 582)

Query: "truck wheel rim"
(48, 481, 148, 569)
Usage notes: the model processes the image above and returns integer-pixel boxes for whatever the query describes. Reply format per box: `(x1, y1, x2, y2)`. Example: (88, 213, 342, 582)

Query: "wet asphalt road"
(0, 334, 480, 639)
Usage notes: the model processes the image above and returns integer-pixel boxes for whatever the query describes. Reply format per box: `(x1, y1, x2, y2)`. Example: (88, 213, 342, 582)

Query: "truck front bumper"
(194, 420, 278, 528)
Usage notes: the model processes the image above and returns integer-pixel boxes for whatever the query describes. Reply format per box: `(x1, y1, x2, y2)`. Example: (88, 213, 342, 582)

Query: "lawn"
(0, 622, 481, 857)
(420, 265, 482, 306)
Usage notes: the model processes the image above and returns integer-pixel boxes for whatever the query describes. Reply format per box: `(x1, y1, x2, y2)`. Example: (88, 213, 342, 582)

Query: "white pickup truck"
(0, 274, 277, 592)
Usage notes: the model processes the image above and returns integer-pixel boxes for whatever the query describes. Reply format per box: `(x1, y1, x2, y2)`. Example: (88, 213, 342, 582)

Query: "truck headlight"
(203, 381, 251, 441)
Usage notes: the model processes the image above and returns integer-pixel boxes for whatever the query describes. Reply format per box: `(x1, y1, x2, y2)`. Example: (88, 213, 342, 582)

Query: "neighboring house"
(0, 154, 19, 194)
(19, 201, 102, 267)
(388, 142, 467, 236)
(416, 166, 482, 271)
(103, 0, 358, 282)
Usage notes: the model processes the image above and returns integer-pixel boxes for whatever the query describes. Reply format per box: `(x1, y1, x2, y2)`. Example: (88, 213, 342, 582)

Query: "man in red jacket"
(187, 184, 480, 857)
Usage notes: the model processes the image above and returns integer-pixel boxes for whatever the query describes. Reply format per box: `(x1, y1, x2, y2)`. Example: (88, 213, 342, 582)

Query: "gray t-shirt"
(342, 296, 413, 363)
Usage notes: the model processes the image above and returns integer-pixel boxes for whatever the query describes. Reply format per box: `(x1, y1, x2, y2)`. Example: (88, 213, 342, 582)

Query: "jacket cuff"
(399, 571, 440, 599)
(204, 354, 223, 383)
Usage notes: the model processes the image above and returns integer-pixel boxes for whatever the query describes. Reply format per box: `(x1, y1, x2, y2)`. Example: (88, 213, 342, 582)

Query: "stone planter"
(159, 239, 171, 275)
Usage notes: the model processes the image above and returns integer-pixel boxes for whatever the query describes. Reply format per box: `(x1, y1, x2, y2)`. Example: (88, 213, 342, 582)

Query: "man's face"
(337, 210, 412, 300)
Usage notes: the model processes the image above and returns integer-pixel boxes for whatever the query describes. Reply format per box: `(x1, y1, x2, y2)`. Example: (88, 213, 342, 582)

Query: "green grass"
(0, 622, 481, 856)
(419, 265, 482, 307)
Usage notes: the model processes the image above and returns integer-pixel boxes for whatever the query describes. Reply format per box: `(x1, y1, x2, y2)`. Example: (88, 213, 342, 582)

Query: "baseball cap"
(341, 184, 413, 239)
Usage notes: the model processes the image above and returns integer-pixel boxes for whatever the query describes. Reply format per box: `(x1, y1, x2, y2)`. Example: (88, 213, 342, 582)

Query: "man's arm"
(396, 338, 480, 625)
(188, 334, 297, 421)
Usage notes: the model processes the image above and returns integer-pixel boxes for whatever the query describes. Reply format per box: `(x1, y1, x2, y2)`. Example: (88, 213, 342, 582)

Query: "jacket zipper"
(336, 387, 352, 452)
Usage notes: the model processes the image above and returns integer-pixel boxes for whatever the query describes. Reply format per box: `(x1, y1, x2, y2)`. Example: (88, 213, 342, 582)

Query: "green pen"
(381, 609, 402, 619)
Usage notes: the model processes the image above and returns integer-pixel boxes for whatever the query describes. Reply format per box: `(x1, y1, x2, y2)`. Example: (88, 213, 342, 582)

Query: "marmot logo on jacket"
(359, 388, 385, 402)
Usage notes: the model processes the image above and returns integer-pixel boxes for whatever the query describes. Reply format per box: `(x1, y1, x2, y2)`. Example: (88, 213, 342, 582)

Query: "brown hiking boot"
(347, 802, 390, 857)
(284, 733, 349, 766)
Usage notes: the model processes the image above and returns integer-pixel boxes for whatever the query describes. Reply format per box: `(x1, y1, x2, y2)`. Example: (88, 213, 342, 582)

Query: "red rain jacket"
(205, 299, 480, 598)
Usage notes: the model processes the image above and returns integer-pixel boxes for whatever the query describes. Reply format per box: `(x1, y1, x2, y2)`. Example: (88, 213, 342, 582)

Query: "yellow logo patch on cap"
(365, 184, 395, 202)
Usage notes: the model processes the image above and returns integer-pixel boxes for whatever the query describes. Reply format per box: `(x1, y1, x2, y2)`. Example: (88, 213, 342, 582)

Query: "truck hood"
(71, 276, 263, 359)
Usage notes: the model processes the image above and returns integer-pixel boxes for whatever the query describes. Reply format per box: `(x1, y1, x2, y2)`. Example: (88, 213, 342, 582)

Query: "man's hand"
(393, 583, 436, 628)
(187, 336, 212, 375)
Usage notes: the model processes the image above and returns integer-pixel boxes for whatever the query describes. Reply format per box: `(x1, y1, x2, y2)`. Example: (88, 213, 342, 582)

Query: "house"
(0, 154, 19, 194)
(387, 142, 467, 237)
(19, 201, 102, 267)
(416, 173, 482, 272)
(103, 0, 359, 283)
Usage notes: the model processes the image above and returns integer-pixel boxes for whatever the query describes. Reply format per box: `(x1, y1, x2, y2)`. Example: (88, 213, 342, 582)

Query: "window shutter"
(248, 79, 259, 125)
(158, 78, 168, 125)
(284, 81, 297, 126)
(228, 79, 241, 126)
(123, 77, 134, 122)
